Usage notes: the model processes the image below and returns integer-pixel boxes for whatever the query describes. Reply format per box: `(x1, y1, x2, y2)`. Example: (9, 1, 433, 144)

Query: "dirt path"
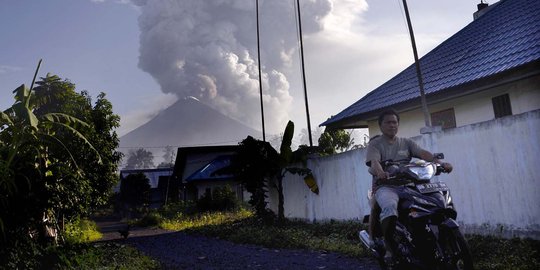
(94, 217, 379, 270)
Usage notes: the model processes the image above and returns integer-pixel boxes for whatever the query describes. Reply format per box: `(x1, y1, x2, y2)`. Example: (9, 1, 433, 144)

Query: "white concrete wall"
(271, 109, 540, 239)
(268, 150, 372, 221)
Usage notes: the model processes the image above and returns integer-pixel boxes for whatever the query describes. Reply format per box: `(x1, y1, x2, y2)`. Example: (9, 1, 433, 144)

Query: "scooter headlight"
(408, 164, 436, 180)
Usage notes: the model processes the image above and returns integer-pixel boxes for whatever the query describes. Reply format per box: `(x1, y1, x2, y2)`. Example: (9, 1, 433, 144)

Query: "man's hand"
(441, 162, 453, 173)
(369, 160, 389, 180)
(376, 170, 389, 180)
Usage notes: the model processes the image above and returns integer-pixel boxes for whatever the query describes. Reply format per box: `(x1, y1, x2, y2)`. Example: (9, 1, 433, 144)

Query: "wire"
(117, 139, 245, 149)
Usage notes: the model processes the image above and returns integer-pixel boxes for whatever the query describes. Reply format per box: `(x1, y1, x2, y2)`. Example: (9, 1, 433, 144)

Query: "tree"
(0, 70, 122, 250)
(274, 121, 313, 221)
(318, 128, 356, 155)
(124, 148, 155, 169)
(157, 145, 175, 168)
(0, 78, 100, 241)
(31, 74, 123, 216)
(299, 127, 324, 146)
(119, 173, 150, 207)
(225, 121, 315, 221)
(226, 136, 279, 219)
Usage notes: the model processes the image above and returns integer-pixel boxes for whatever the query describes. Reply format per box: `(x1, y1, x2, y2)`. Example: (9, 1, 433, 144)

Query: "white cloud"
(0, 65, 22, 74)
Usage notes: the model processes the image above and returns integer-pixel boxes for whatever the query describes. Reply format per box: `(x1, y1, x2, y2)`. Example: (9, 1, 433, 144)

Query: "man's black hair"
(377, 109, 400, 126)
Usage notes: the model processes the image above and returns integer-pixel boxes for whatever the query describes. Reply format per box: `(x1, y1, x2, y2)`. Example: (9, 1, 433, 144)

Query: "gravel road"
(95, 217, 380, 270)
(124, 231, 380, 270)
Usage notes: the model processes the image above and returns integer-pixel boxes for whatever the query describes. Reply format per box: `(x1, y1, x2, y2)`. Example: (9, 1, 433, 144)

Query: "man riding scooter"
(365, 109, 453, 267)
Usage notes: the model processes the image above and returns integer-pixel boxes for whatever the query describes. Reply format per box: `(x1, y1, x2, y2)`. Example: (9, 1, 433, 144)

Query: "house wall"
(270, 109, 540, 239)
(366, 75, 540, 138)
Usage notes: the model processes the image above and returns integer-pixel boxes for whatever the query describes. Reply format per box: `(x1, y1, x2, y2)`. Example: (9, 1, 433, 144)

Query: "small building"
(171, 145, 245, 202)
(321, 0, 540, 138)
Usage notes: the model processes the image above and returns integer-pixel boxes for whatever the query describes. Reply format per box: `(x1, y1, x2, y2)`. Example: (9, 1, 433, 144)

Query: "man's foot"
(384, 252, 397, 269)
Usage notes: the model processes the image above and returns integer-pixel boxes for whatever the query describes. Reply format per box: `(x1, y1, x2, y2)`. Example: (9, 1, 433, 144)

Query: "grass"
(143, 208, 539, 270)
(64, 218, 103, 244)
(45, 242, 160, 270)
(39, 205, 537, 270)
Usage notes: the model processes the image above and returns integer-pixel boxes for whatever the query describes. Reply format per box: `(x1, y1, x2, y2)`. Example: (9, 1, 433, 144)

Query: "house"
(171, 145, 245, 202)
(119, 167, 174, 207)
(321, 0, 540, 138)
(274, 0, 540, 239)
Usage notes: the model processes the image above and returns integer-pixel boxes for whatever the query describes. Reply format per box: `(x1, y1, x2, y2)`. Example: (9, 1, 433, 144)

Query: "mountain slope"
(120, 97, 262, 149)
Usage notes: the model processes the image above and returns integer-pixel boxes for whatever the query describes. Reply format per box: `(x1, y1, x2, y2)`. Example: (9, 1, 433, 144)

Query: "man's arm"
(369, 159, 388, 180)
(418, 150, 453, 173)
(366, 142, 388, 179)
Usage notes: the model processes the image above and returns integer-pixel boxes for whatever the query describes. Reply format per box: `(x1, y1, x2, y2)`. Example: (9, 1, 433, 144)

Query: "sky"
(1, 0, 482, 146)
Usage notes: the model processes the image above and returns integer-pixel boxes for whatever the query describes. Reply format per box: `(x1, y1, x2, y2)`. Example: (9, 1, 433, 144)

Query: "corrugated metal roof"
(321, 0, 540, 127)
(185, 155, 234, 183)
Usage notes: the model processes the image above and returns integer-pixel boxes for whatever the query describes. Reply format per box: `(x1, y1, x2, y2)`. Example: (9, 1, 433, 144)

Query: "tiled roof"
(321, 0, 540, 127)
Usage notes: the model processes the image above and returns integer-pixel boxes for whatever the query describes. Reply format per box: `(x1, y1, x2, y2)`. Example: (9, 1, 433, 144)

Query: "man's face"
(380, 114, 399, 138)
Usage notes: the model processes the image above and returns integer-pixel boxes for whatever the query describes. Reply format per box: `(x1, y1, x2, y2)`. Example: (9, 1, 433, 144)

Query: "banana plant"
(0, 81, 100, 237)
(274, 121, 318, 220)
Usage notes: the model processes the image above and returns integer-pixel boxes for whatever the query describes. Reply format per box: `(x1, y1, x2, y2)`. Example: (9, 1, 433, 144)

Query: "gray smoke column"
(131, 0, 331, 133)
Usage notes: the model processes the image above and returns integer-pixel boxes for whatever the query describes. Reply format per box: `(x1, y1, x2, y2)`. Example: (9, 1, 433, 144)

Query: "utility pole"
(256, 0, 266, 141)
(296, 0, 313, 147)
(402, 0, 432, 129)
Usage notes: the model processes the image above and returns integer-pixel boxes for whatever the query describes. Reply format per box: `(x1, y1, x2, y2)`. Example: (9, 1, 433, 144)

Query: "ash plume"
(131, 0, 332, 133)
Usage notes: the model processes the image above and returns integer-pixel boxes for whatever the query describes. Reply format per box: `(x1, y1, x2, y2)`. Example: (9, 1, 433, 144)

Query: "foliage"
(299, 127, 324, 146)
(196, 185, 240, 212)
(119, 173, 151, 207)
(1, 73, 121, 244)
(64, 218, 102, 244)
(467, 234, 540, 270)
(318, 128, 356, 155)
(3, 242, 160, 270)
(137, 212, 163, 227)
(274, 121, 313, 220)
(124, 148, 155, 169)
(158, 208, 253, 231)
(0, 71, 122, 267)
(0, 230, 46, 270)
(50, 242, 160, 270)
(35, 75, 122, 216)
(157, 145, 176, 168)
(228, 136, 279, 219)
(225, 121, 315, 221)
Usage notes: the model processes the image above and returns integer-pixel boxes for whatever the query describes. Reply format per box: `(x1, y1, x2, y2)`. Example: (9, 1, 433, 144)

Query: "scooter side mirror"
(433, 153, 444, 159)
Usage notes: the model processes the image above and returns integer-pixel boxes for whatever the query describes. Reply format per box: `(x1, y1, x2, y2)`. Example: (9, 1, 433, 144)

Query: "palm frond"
(0, 111, 13, 127)
(39, 133, 81, 171)
(43, 113, 90, 130)
(11, 103, 39, 128)
(45, 120, 102, 164)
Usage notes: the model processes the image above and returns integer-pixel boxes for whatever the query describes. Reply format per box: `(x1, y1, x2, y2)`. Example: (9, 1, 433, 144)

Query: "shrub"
(64, 218, 102, 244)
(120, 173, 151, 207)
(196, 185, 240, 212)
(137, 212, 163, 227)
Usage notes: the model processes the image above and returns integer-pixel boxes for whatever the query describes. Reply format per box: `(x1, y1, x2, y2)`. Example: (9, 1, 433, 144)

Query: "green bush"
(64, 218, 102, 244)
(196, 185, 240, 212)
(0, 231, 45, 270)
(137, 212, 163, 227)
(44, 242, 160, 270)
(119, 173, 151, 207)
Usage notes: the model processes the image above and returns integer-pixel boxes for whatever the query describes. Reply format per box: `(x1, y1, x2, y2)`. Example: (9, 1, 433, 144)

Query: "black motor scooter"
(359, 154, 473, 270)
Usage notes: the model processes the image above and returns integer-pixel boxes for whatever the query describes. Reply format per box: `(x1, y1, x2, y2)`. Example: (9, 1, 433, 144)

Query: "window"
(431, 108, 456, 129)
(492, 94, 512, 118)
